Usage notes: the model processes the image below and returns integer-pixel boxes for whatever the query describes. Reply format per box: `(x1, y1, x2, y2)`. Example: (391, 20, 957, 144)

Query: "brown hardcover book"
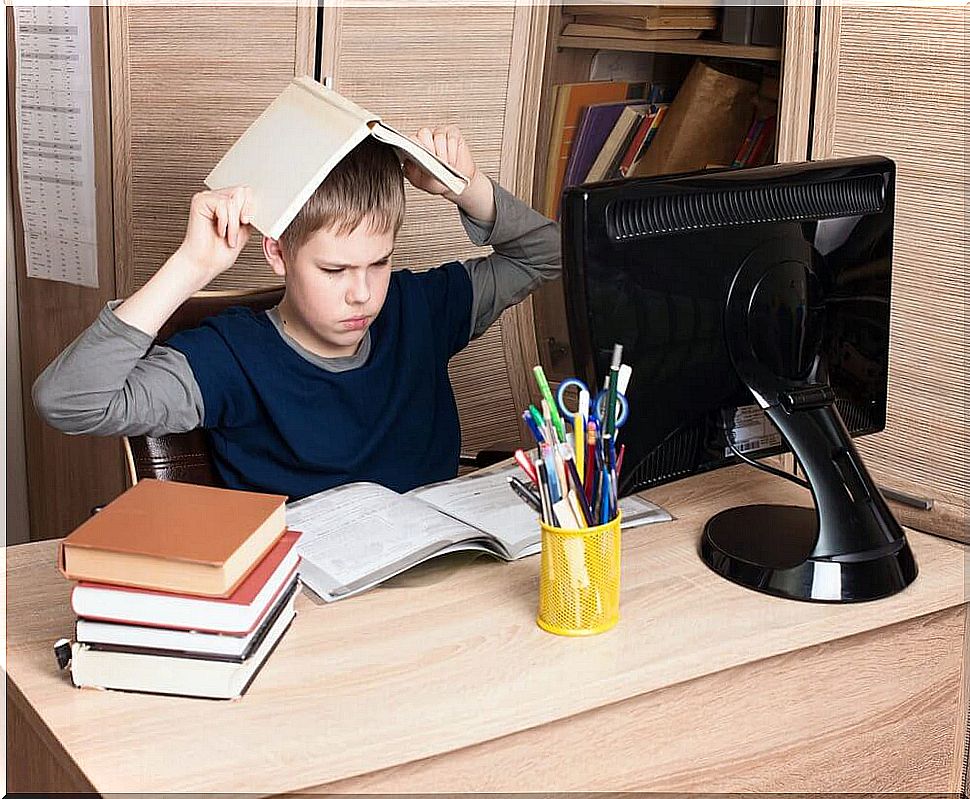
(59, 479, 287, 597)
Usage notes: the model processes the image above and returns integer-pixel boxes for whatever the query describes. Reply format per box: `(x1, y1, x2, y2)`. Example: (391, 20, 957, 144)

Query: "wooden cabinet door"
(322, 3, 549, 455)
(813, 6, 968, 542)
(110, 6, 316, 294)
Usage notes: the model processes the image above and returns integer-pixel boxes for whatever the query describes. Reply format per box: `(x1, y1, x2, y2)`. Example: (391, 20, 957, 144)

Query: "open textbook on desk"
(286, 464, 671, 602)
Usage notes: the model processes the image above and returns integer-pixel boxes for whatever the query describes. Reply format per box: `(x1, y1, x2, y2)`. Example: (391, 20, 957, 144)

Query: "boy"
(34, 126, 560, 499)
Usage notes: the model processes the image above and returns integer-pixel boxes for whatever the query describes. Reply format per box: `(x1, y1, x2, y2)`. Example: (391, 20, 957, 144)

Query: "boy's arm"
(404, 126, 560, 340)
(458, 178, 561, 339)
(33, 187, 254, 437)
(32, 304, 204, 437)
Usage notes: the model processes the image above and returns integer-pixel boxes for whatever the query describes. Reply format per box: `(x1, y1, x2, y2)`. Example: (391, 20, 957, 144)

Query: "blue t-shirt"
(166, 262, 473, 499)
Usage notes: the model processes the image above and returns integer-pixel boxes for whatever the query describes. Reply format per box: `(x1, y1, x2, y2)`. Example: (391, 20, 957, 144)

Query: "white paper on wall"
(14, 7, 99, 288)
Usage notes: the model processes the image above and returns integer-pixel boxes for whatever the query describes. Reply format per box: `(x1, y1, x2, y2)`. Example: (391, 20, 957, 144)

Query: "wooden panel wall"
(110, 5, 316, 295)
(7, 8, 127, 541)
(813, 6, 968, 542)
(325, 3, 547, 454)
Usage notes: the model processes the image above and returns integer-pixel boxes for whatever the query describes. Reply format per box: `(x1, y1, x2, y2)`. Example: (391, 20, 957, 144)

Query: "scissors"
(555, 377, 629, 430)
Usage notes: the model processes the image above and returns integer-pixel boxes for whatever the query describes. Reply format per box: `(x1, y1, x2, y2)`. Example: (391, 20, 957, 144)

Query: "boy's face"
(268, 220, 394, 357)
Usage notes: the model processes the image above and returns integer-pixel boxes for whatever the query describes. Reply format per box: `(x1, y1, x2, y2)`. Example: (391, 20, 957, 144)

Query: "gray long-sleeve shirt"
(33, 179, 560, 438)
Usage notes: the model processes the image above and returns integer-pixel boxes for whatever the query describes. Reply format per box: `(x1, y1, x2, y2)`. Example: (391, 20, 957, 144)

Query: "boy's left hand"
(406, 125, 495, 222)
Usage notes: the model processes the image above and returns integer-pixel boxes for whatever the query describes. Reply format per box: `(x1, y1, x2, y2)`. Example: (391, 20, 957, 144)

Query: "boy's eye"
(320, 267, 345, 274)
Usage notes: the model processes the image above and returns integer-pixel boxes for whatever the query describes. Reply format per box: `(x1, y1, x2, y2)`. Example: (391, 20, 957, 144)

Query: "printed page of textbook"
(286, 482, 488, 602)
(411, 463, 673, 558)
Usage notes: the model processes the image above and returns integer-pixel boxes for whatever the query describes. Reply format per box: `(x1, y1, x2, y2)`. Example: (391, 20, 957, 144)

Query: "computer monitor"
(560, 156, 917, 603)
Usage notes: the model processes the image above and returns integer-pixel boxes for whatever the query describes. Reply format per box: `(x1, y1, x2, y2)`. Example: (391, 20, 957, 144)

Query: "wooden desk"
(7, 467, 968, 795)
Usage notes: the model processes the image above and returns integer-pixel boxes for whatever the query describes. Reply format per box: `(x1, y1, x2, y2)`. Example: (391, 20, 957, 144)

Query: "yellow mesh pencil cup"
(537, 512, 622, 636)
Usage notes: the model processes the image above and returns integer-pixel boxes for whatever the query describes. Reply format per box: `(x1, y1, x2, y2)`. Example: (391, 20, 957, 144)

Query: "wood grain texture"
(8, 8, 128, 541)
(327, 5, 535, 454)
(309, 606, 968, 793)
(955, 604, 970, 794)
(6, 678, 95, 794)
(776, 3, 815, 162)
(110, 6, 315, 295)
(530, 3, 594, 379)
(812, 6, 969, 543)
(6, 466, 967, 795)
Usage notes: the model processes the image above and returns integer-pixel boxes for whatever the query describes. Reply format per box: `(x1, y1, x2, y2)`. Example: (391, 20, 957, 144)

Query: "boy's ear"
(263, 237, 287, 278)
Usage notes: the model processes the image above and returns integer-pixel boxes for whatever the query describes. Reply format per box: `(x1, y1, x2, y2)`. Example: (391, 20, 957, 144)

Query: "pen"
(584, 420, 597, 502)
(522, 410, 545, 444)
(615, 443, 626, 482)
(507, 476, 542, 513)
(533, 365, 566, 443)
(563, 450, 594, 526)
(514, 449, 538, 484)
(529, 404, 545, 435)
(536, 460, 559, 526)
(540, 443, 561, 503)
(605, 344, 623, 439)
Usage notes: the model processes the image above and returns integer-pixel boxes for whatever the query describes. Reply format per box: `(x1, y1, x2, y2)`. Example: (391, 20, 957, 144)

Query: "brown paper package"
(632, 60, 759, 178)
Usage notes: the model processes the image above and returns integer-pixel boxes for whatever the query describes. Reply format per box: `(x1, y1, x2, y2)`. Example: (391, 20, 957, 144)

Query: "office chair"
(123, 285, 512, 486)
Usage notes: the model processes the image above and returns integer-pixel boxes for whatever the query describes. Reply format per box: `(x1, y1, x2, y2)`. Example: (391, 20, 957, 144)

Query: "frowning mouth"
(339, 317, 370, 331)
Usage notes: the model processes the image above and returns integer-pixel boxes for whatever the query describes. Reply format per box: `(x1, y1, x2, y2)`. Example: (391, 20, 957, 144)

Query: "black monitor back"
(561, 156, 895, 497)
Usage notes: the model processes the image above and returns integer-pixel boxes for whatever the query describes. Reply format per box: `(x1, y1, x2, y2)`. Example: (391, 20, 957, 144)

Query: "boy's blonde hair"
(279, 138, 405, 257)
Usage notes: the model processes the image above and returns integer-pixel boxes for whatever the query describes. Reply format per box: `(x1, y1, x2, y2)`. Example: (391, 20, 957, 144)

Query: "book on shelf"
(206, 76, 468, 240)
(564, 98, 647, 189)
(75, 574, 301, 661)
(58, 479, 287, 597)
(584, 102, 652, 183)
(287, 462, 671, 602)
(746, 115, 777, 167)
(732, 116, 765, 168)
(564, 4, 718, 20)
(568, 8, 718, 32)
(542, 80, 644, 217)
(70, 530, 301, 634)
(617, 104, 670, 178)
(561, 23, 704, 41)
(68, 580, 299, 700)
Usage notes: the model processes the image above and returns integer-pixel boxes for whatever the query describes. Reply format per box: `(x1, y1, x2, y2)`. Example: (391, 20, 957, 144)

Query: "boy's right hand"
(175, 187, 255, 284)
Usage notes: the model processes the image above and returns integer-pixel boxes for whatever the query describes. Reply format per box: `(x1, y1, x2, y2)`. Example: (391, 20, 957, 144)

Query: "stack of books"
(59, 479, 301, 700)
(561, 4, 719, 42)
(543, 80, 675, 217)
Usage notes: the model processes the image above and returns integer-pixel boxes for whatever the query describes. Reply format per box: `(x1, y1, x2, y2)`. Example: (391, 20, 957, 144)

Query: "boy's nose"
(346, 272, 371, 306)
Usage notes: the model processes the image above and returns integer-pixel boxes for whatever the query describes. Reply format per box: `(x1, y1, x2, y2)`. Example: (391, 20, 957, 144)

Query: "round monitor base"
(700, 504, 918, 603)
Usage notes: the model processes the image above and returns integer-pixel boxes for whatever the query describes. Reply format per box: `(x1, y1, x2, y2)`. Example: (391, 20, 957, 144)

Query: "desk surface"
(6, 466, 967, 795)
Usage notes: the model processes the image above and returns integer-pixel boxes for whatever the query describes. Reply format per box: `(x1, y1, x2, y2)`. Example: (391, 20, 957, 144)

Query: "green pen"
(533, 365, 566, 443)
(529, 404, 545, 434)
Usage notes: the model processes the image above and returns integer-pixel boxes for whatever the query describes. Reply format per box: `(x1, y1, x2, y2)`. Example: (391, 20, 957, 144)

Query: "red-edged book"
(71, 530, 301, 635)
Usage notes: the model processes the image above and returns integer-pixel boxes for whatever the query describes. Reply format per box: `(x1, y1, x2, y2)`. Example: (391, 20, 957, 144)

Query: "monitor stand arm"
(703, 246, 918, 602)
(701, 392, 918, 602)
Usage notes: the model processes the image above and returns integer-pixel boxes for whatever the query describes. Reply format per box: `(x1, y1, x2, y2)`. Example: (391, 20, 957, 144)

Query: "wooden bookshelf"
(531, 5, 815, 382)
(556, 35, 782, 62)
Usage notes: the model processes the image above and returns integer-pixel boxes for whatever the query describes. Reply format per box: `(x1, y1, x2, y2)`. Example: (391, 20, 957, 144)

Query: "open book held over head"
(287, 463, 671, 602)
(206, 76, 468, 240)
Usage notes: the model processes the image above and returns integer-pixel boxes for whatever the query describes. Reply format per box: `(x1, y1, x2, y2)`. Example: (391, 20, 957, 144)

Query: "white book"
(286, 463, 670, 603)
(75, 576, 300, 660)
(69, 586, 297, 700)
(70, 532, 300, 635)
(205, 76, 468, 239)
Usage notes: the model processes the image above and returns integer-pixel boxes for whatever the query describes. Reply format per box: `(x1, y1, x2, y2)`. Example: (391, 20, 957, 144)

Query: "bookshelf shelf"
(556, 35, 783, 62)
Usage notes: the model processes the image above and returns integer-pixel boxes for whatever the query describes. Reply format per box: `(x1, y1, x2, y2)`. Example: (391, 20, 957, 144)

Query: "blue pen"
(522, 410, 545, 444)
(600, 468, 611, 524)
(541, 443, 561, 503)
